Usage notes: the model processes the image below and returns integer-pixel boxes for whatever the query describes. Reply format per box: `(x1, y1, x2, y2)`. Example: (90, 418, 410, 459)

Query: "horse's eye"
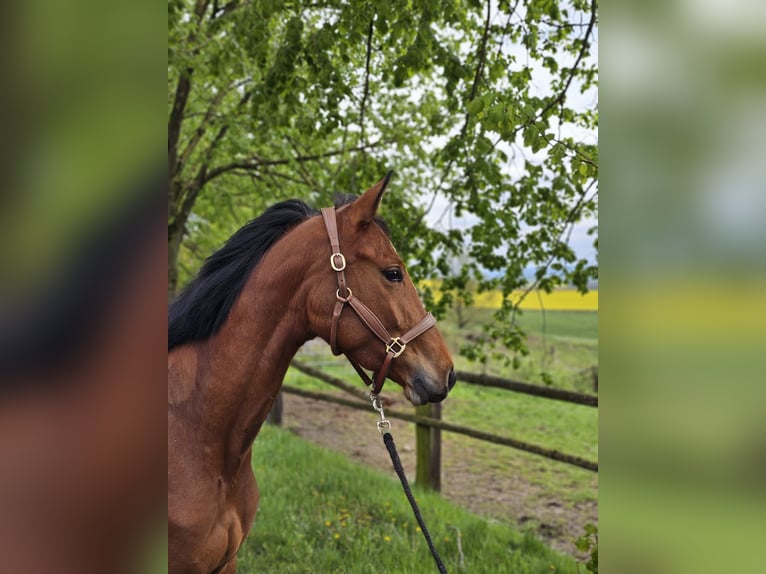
(383, 267, 403, 282)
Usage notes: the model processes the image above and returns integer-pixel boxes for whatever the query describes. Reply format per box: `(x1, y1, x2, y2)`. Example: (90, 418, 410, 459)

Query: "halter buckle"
(386, 337, 406, 358)
(330, 252, 346, 271)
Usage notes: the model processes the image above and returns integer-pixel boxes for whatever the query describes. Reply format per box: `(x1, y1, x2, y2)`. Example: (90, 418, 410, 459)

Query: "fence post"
(415, 403, 441, 491)
(267, 391, 283, 425)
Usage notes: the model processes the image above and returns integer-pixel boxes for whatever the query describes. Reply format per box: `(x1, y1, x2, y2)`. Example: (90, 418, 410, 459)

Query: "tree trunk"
(168, 221, 185, 298)
(456, 299, 469, 328)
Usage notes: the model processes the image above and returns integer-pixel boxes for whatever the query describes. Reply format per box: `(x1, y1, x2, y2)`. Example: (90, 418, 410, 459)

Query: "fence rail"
(291, 360, 373, 401)
(456, 371, 598, 407)
(280, 361, 599, 479)
(292, 360, 598, 407)
(281, 385, 597, 472)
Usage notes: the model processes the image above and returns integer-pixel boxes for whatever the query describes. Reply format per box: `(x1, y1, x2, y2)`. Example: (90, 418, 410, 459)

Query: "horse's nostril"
(448, 369, 457, 391)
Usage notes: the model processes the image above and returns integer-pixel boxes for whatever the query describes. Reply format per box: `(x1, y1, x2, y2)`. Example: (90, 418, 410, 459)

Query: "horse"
(167, 174, 456, 574)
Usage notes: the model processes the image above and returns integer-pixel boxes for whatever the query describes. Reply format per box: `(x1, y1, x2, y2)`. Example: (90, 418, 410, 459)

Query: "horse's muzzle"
(409, 368, 455, 404)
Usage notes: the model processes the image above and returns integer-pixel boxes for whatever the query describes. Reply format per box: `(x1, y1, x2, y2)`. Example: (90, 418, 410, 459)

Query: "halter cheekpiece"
(320, 206, 436, 394)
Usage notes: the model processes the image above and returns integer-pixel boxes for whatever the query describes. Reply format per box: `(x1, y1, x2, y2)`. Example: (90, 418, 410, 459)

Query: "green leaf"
(489, 59, 506, 82)
(466, 97, 486, 116)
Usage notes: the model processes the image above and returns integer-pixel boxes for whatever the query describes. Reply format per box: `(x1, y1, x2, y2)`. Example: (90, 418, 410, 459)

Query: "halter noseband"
(320, 206, 436, 394)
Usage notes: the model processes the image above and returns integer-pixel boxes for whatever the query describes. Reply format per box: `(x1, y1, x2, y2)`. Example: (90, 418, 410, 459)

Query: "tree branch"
(202, 139, 389, 185)
(212, 0, 251, 19)
(285, 135, 322, 190)
(515, 178, 598, 306)
(259, 166, 310, 186)
(168, 0, 212, 185)
(176, 87, 229, 176)
(462, 0, 492, 110)
(424, 0, 493, 218)
(547, 0, 597, 115)
(359, 17, 375, 147)
(515, 0, 597, 136)
(538, 132, 598, 168)
(492, 0, 522, 63)
(170, 87, 254, 233)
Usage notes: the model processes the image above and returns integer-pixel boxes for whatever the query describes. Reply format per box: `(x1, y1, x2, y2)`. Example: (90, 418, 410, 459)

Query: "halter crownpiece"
(320, 206, 436, 395)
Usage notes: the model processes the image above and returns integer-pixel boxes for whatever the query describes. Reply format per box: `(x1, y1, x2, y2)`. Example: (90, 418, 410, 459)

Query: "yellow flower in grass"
(333, 533, 340, 540)
(383, 536, 391, 543)
(325, 520, 332, 527)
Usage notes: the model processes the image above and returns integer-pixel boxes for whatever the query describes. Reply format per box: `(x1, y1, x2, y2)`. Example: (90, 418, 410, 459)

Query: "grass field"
(240, 425, 583, 573)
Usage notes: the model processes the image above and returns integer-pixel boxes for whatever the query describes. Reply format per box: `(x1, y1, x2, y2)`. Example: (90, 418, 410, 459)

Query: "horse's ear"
(351, 172, 392, 229)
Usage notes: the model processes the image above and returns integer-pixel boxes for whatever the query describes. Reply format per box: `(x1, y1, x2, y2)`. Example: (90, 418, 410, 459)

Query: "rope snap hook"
(370, 392, 391, 434)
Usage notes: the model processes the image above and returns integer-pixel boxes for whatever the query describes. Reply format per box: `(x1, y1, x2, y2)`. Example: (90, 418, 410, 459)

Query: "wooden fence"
(269, 360, 598, 491)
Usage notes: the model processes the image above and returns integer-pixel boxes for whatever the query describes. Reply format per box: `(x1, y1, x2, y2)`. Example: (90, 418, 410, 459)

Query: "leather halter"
(320, 206, 436, 394)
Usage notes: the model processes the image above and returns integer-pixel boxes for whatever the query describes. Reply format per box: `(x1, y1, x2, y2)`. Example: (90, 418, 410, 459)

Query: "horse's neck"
(193, 265, 310, 474)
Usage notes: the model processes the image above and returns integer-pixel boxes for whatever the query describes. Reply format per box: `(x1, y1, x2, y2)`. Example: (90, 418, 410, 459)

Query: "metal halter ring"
(330, 252, 346, 271)
(336, 287, 352, 302)
(385, 337, 406, 358)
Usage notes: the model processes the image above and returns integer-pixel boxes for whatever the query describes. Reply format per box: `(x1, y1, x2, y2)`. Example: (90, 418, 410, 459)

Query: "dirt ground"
(280, 392, 597, 558)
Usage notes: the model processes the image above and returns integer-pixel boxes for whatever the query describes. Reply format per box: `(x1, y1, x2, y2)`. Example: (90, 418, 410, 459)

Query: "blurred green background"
(0, 0, 162, 296)
(601, 1, 766, 572)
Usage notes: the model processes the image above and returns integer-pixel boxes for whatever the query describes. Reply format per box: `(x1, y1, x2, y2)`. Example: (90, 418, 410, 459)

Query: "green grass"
(512, 309, 598, 341)
(241, 424, 582, 573)
(441, 387, 598, 519)
(445, 385, 597, 460)
(445, 308, 598, 342)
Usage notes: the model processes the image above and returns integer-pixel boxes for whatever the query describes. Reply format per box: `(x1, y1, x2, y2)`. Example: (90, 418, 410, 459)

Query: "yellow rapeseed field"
(475, 288, 598, 311)
(421, 281, 598, 311)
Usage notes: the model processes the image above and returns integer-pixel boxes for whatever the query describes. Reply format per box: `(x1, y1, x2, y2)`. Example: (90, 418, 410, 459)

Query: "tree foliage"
(168, 0, 598, 364)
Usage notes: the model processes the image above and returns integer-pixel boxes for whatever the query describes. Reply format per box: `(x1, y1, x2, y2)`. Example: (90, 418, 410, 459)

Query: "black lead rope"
(370, 393, 448, 574)
(382, 431, 449, 574)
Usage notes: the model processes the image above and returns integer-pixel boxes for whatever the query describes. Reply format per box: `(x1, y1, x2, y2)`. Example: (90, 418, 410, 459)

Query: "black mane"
(168, 200, 317, 350)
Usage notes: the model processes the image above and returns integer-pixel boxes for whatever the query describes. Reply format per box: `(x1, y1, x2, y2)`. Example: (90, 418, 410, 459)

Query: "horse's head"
(302, 175, 455, 405)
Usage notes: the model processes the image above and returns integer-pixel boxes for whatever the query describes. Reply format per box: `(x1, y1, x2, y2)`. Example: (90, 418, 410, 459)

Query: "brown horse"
(168, 175, 455, 574)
